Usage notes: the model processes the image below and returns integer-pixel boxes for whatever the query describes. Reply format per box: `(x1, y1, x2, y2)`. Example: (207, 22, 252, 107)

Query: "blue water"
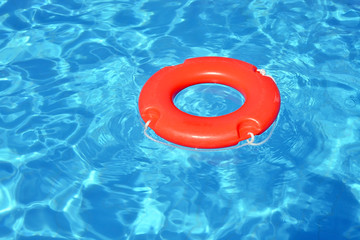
(174, 83, 245, 117)
(0, 0, 359, 239)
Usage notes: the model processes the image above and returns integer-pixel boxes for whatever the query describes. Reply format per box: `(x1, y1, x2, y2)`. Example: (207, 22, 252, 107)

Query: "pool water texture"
(0, 0, 359, 239)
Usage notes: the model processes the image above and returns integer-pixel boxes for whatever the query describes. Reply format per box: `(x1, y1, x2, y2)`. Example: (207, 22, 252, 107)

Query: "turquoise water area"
(0, 0, 360, 239)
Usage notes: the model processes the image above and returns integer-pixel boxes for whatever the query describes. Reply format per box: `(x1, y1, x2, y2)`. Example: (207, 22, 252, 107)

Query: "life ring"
(138, 57, 280, 149)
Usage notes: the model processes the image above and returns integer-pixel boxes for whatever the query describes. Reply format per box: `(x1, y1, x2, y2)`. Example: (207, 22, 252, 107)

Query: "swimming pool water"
(0, 0, 359, 239)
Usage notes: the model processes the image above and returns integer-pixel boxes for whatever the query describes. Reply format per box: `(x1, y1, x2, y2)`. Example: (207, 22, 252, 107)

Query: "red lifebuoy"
(138, 57, 280, 149)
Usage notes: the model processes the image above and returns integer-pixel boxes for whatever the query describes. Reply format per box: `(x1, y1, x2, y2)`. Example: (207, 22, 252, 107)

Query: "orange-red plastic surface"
(138, 57, 281, 149)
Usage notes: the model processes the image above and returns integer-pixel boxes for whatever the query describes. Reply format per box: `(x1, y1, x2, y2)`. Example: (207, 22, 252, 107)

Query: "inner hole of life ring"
(173, 83, 245, 117)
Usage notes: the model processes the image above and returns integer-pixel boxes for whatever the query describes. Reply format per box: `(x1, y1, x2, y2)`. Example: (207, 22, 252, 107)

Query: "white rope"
(142, 119, 277, 152)
(257, 68, 276, 82)
(257, 69, 267, 75)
